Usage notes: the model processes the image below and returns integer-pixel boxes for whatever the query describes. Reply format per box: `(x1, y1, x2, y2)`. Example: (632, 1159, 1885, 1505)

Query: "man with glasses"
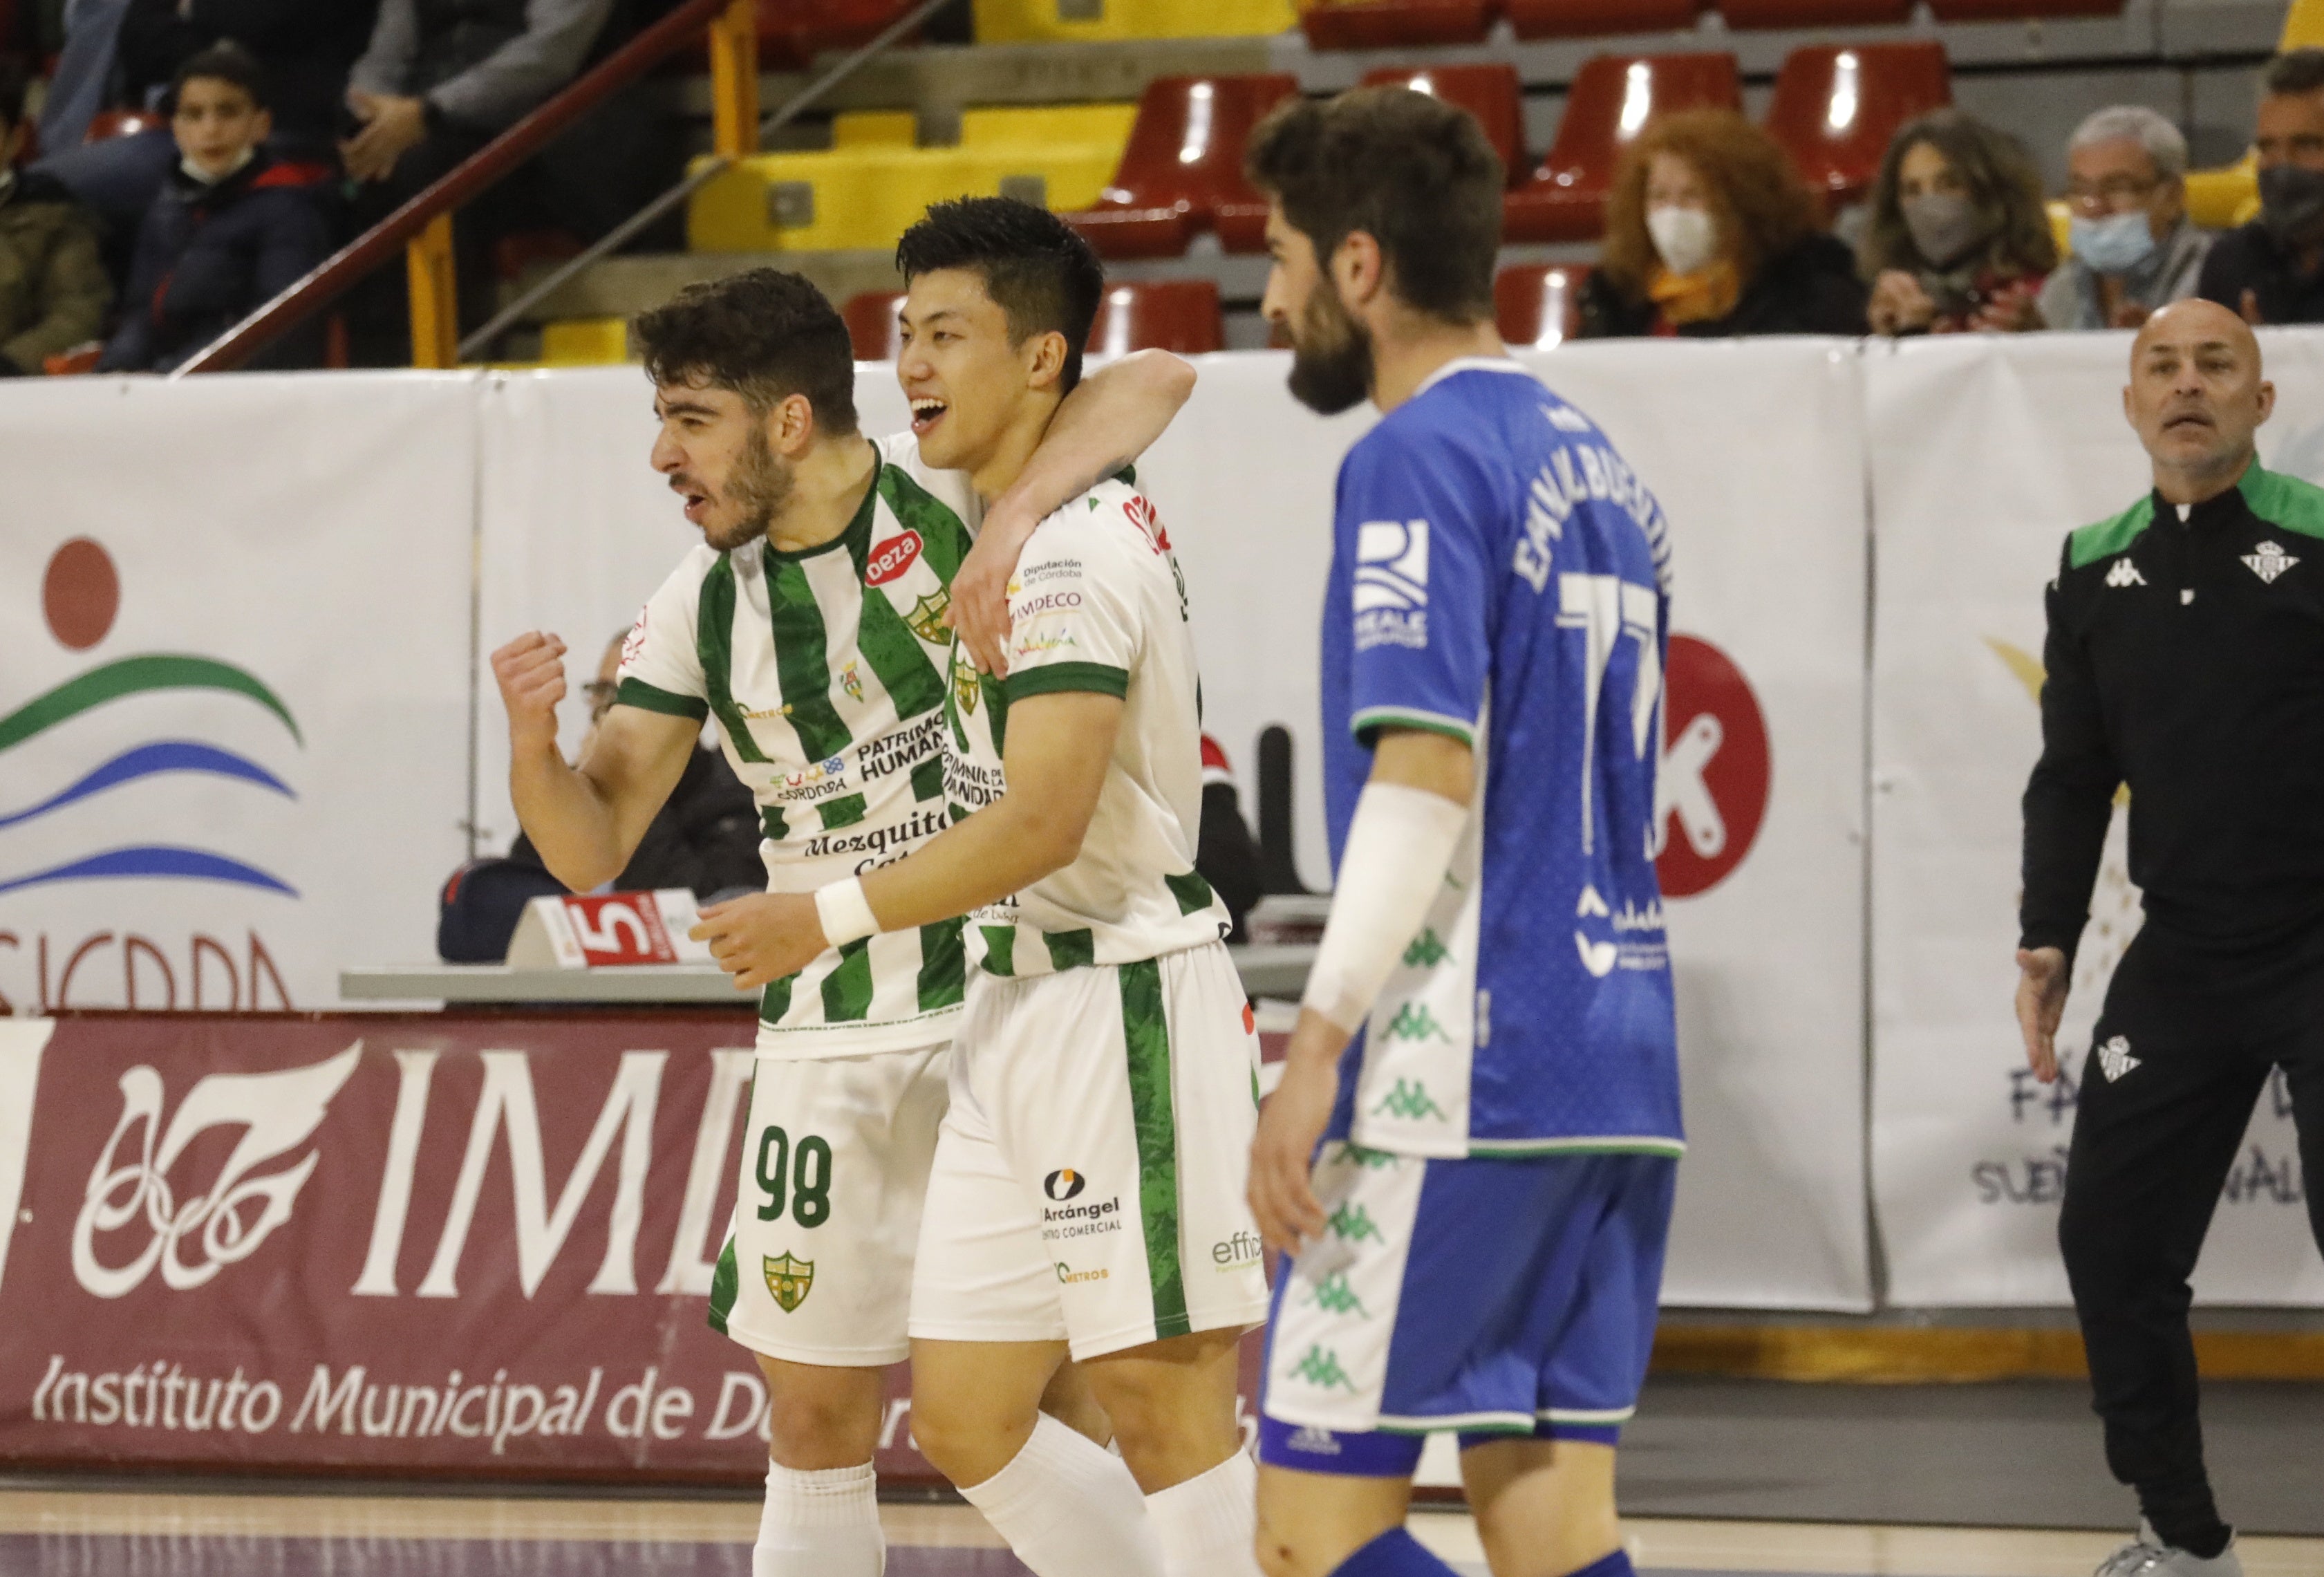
(2041, 106, 2211, 332)
(2200, 49, 2324, 326)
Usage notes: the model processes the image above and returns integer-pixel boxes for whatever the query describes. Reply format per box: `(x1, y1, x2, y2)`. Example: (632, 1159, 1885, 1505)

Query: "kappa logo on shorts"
(1302, 1271, 1369, 1317)
(1287, 1345, 1358, 1392)
(1327, 1202, 1385, 1245)
(2095, 1035, 2141, 1082)
(1368, 1076, 1447, 1121)
(763, 1253, 814, 1313)
(1043, 1168, 1087, 1202)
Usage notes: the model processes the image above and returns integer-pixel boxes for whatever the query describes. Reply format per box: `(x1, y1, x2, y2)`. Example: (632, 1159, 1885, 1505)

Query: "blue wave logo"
(6, 541, 303, 897)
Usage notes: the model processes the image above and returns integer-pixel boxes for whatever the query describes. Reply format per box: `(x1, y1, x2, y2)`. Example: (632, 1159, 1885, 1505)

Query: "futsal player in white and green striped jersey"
(487, 268, 1194, 1577)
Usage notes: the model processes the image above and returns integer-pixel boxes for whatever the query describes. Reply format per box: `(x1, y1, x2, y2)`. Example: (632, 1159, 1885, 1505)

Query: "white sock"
(754, 1460, 883, 1577)
(1145, 1446, 1262, 1577)
(958, 1413, 1166, 1577)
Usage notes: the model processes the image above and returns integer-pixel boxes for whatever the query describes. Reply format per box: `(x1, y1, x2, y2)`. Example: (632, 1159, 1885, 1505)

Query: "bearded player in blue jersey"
(1241, 87, 1683, 1577)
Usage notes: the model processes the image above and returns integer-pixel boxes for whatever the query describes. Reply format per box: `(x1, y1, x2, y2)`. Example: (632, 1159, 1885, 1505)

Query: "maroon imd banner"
(0, 1013, 1268, 1481)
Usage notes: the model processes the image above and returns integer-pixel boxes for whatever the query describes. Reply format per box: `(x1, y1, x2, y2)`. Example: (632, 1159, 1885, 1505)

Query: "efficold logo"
(1, 538, 303, 1010)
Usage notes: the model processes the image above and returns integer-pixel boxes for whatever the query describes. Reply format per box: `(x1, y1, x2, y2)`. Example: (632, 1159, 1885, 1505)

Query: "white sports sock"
(1145, 1446, 1263, 1577)
(754, 1460, 884, 1577)
(958, 1413, 1166, 1577)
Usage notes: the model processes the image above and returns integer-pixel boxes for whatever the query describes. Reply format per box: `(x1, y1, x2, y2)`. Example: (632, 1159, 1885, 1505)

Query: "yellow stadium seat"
(2171, 1, 2316, 230)
(833, 110, 918, 147)
(541, 317, 633, 364)
(2285, 0, 2324, 48)
(2046, 198, 2072, 261)
(971, 0, 1295, 44)
(686, 104, 1139, 253)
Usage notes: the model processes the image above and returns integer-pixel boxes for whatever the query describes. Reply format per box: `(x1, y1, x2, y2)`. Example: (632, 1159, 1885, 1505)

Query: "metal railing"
(172, 0, 939, 375)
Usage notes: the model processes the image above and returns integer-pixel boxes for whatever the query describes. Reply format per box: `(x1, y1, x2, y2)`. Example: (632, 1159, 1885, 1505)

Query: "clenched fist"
(493, 631, 569, 756)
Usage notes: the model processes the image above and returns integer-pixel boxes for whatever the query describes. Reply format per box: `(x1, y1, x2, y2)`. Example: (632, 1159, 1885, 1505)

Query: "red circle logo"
(1655, 633, 1770, 898)
(43, 538, 120, 651)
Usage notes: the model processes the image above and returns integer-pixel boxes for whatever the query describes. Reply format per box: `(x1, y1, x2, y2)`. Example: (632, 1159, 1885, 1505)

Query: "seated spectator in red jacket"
(1577, 110, 1867, 340)
(438, 633, 766, 963)
(1862, 109, 2056, 336)
(99, 44, 333, 373)
(0, 59, 113, 376)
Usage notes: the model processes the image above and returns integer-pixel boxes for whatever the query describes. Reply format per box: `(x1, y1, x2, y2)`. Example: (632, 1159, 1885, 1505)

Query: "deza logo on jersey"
(865, 530, 924, 586)
(1354, 521, 1429, 651)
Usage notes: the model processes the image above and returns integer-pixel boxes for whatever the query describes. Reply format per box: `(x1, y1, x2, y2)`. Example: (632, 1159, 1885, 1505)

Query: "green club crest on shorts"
(763, 1252, 814, 1313)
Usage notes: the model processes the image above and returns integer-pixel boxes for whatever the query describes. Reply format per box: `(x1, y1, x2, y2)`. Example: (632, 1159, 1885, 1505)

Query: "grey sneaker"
(2093, 1522, 2243, 1577)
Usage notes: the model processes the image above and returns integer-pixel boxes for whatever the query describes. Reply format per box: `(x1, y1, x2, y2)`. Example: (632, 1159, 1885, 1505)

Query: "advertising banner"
(474, 344, 1875, 1311)
(1867, 331, 2324, 1305)
(0, 373, 478, 1014)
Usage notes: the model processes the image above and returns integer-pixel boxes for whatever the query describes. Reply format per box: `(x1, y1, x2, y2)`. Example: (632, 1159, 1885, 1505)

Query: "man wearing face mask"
(2198, 49, 2324, 326)
(2040, 106, 2212, 333)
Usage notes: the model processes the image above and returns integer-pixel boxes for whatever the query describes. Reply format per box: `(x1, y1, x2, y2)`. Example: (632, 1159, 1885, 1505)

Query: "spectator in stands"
(99, 45, 332, 373)
(35, 0, 375, 268)
(0, 57, 113, 375)
(1863, 109, 2055, 336)
(1575, 109, 1866, 339)
(2198, 49, 2324, 326)
(1197, 734, 1265, 943)
(438, 631, 766, 963)
(2041, 106, 2209, 333)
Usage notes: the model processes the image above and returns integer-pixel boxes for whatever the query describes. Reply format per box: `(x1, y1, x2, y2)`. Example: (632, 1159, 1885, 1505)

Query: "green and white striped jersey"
(618, 433, 980, 1057)
(944, 474, 1230, 978)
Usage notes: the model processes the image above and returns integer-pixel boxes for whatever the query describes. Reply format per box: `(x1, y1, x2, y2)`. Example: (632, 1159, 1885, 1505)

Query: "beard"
(703, 423, 794, 552)
(1285, 285, 1375, 416)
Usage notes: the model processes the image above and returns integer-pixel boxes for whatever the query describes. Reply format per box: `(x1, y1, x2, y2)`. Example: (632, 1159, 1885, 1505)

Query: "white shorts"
(909, 942, 1271, 1361)
(709, 1045, 949, 1368)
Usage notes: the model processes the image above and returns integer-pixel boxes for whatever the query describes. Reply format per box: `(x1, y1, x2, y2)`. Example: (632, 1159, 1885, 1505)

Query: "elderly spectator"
(2199, 48, 2324, 326)
(99, 45, 332, 373)
(0, 57, 113, 375)
(1576, 109, 1866, 339)
(1863, 109, 2056, 335)
(2041, 106, 2211, 332)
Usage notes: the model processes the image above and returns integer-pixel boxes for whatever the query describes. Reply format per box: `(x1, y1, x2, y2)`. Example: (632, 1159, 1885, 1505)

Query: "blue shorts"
(1257, 1146, 1676, 1477)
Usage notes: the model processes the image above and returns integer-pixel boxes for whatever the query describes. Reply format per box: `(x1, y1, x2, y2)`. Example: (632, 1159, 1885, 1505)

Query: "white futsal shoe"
(2093, 1522, 2242, 1577)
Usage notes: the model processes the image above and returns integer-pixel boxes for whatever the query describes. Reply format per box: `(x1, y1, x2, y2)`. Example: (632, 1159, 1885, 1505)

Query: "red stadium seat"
(843, 290, 903, 360)
(1359, 64, 1526, 185)
(1507, 0, 1696, 37)
(491, 228, 584, 283)
(755, 0, 918, 69)
(1066, 75, 1300, 259)
(1765, 41, 1951, 209)
(1503, 52, 1742, 243)
(1301, 0, 1496, 51)
(1087, 280, 1224, 356)
(1925, 0, 2119, 15)
(1494, 263, 1589, 348)
(82, 109, 169, 143)
(1717, 0, 1909, 23)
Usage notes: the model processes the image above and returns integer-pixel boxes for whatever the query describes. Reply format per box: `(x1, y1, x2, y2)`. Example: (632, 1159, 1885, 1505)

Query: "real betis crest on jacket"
(617, 433, 983, 1057)
(940, 474, 1230, 978)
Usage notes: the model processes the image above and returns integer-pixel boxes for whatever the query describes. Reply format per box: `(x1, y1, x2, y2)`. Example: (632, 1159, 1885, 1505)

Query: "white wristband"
(814, 877, 881, 947)
(1300, 781, 1469, 1035)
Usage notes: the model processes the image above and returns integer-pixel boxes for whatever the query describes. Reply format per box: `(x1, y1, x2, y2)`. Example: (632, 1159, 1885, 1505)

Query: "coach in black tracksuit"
(2017, 299, 2324, 1575)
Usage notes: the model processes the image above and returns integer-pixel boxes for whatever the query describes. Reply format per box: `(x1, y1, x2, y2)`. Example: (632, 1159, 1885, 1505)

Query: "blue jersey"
(1320, 359, 1683, 1157)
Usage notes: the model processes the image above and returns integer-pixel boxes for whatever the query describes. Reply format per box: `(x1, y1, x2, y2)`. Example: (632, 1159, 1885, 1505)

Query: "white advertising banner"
(0, 373, 478, 1014)
(1868, 331, 2324, 1306)
(471, 344, 1873, 1310)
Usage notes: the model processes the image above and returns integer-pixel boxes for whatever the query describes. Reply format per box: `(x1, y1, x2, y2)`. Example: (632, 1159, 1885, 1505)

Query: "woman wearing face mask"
(2039, 106, 2212, 331)
(1576, 109, 1868, 339)
(1862, 109, 2056, 335)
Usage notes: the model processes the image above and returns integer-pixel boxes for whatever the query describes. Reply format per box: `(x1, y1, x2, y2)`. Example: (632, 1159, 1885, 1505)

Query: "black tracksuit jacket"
(2021, 461, 2324, 964)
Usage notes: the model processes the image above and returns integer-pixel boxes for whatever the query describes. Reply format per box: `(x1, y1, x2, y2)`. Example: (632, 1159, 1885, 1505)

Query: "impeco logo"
(865, 530, 924, 586)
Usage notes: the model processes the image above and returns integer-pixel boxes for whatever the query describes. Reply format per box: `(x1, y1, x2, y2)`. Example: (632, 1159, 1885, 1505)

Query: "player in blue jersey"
(1241, 87, 1683, 1577)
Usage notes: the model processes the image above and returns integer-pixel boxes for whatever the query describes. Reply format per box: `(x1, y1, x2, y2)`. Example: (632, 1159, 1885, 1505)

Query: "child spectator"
(1862, 109, 2056, 335)
(0, 57, 113, 375)
(100, 43, 332, 372)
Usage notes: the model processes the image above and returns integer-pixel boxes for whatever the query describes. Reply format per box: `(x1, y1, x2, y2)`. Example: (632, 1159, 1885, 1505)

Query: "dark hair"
(170, 41, 268, 110)
(632, 268, 859, 435)
(2266, 48, 2324, 97)
(1245, 85, 1501, 326)
(894, 196, 1103, 394)
(1859, 108, 2057, 279)
(0, 57, 28, 136)
(1600, 109, 1825, 299)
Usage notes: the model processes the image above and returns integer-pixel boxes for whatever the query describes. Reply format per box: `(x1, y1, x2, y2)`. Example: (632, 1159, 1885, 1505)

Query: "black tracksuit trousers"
(2059, 921, 2324, 1542)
